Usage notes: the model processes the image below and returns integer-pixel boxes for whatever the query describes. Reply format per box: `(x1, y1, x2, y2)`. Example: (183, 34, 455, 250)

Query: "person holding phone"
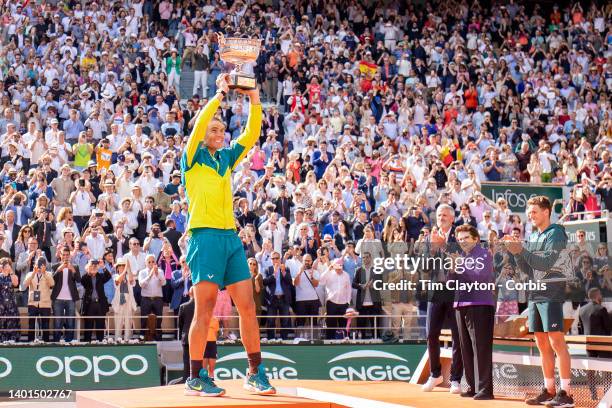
(0, 258, 19, 342)
(70, 178, 95, 234)
(111, 258, 137, 342)
(30, 209, 55, 262)
(50, 246, 81, 342)
(138, 254, 166, 341)
(23, 256, 54, 342)
(80, 259, 112, 342)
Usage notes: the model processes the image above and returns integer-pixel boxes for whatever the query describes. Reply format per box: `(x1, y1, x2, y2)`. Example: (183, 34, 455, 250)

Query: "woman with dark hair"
(0, 258, 20, 341)
(565, 188, 586, 221)
(593, 244, 610, 272)
(454, 224, 495, 399)
(381, 215, 397, 245)
(334, 220, 350, 251)
(13, 225, 34, 264)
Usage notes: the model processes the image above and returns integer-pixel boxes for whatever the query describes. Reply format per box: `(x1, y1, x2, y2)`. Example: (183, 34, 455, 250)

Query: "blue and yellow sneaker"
(184, 369, 225, 397)
(244, 363, 276, 395)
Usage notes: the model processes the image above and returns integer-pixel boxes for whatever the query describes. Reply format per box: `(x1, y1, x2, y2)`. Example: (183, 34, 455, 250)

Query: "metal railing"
(0, 312, 587, 343)
(0, 313, 428, 342)
(558, 209, 610, 223)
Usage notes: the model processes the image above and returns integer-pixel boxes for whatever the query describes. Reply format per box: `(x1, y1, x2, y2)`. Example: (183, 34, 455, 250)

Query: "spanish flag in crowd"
(440, 143, 462, 167)
(359, 60, 378, 79)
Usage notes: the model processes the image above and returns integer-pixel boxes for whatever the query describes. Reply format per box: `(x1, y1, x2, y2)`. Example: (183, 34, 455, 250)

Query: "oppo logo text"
(36, 354, 148, 383)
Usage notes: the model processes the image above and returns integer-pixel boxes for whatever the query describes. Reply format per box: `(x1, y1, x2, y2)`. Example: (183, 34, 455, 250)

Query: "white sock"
(544, 378, 555, 392)
(560, 378, 571, 392)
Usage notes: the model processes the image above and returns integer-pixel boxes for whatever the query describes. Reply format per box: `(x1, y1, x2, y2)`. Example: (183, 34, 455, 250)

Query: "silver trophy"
(217, 33, 260, 90)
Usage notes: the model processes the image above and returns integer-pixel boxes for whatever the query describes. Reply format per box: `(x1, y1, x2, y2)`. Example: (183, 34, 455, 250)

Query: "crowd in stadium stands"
(0, 0, 611, 343)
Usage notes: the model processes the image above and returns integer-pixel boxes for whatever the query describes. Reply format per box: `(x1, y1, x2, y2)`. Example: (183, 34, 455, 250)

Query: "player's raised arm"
(229, 88, 262, 170)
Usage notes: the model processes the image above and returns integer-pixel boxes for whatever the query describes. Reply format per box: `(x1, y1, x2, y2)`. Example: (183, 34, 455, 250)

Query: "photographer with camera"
(143, 223, 165, 259)
(23, 256, 54, 342)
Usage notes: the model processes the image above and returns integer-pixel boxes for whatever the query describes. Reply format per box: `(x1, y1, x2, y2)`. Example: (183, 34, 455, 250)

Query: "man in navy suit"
(80, 260, 112, 342)
(171, 256, 191, 316)
(422, 204, 463, 394)
(454, 204, 478, 228)
(262, 251, 293, 340)
(3, 210, 20, 258)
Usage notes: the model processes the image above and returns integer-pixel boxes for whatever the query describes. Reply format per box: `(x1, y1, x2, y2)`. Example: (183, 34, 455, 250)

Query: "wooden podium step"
(76, 380, 528, 408)
(76, 381, 332, 408)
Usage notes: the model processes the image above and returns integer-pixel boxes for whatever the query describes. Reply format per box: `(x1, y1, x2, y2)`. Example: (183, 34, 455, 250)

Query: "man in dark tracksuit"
(579, 287, 612, 399)
(506, 196, 574, 407)
(352, 252, 383, 339)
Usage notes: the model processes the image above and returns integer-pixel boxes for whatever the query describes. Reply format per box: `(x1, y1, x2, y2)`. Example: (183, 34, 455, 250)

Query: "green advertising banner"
(0, 344, 160, 391)
(480, 182, 567, 214)
(562, 219, 604, 246)
(211, 344, 426, 382)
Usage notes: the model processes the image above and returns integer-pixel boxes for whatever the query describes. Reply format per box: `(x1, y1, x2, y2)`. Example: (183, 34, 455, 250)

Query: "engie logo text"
(215, 351, 298, 380)
(327, 350, 412, 381)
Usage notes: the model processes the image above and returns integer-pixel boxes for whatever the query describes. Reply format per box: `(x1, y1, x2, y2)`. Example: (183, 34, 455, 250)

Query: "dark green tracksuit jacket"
(514, 223, 568, 302)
